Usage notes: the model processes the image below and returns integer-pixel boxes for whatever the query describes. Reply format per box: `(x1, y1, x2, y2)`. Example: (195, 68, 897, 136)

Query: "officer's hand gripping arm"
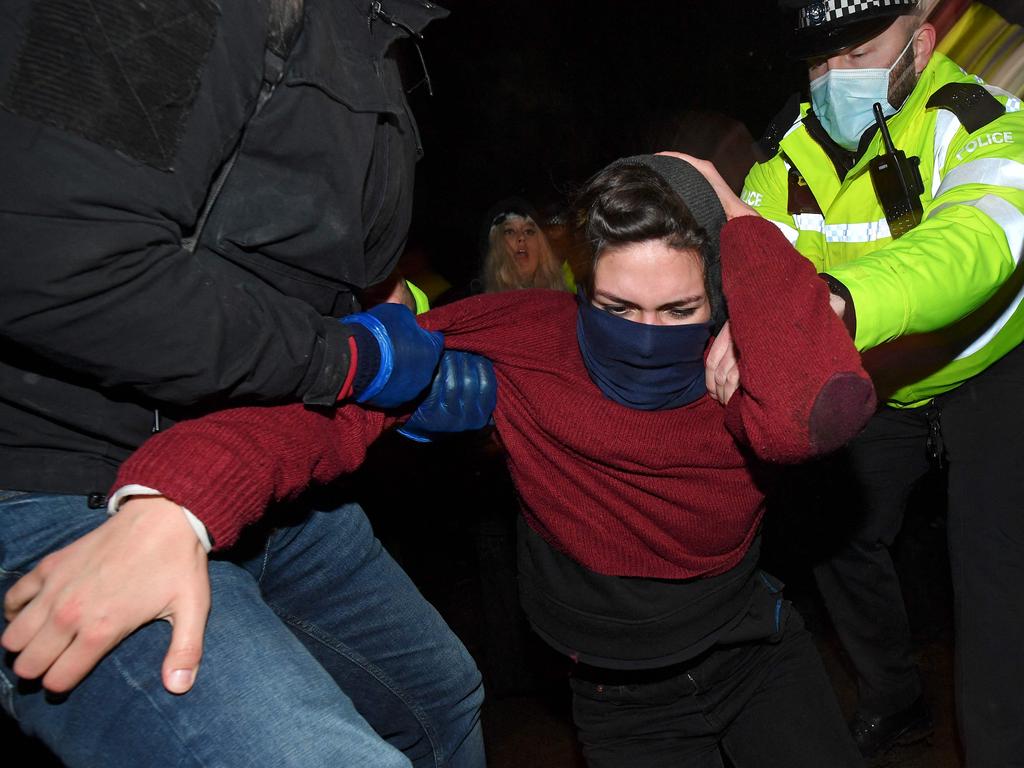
(398, 351, 497, 442)
(341, 303, 445, 408)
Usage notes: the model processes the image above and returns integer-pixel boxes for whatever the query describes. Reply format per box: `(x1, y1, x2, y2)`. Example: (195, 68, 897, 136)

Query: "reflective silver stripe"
(956, 283, 1024, 360)
(931, 89, 1015, 196)
(771, 219, 800, 245)
(971, 195, 1024, 264)
(934, 158, 1024, 199)
(823, 218, 891, 242)
(782, 117, 803, 141)
(790, 213, 892, 242)
(952, 195, 1024, 359)
(792, 213, 824, 232)
(984, 83, 1019, 108)
(928, 194, 1024, 264)
(932, 109, 963, 197)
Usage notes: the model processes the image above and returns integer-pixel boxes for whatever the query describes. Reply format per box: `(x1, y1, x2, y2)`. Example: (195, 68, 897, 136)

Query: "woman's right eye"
(668, 307, 697, 319)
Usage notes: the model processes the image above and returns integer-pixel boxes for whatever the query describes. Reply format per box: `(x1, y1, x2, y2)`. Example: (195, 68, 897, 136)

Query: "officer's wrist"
(821, 273, 857, 337)
(346, 323, 382, 399)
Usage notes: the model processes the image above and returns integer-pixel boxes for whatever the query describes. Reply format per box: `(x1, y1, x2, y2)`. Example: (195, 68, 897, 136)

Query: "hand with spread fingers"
(2, 497, 210, 695)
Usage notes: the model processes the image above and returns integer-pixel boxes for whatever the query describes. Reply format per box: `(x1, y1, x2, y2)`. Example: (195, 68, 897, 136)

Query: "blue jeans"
(0, 492, 484, 767)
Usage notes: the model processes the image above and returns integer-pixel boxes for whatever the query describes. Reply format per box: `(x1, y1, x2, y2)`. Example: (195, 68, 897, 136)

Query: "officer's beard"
(886, 36, 919, 112)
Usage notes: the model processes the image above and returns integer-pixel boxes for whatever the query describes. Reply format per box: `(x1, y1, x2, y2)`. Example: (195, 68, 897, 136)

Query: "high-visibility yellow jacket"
(742, 52, 1024, 407)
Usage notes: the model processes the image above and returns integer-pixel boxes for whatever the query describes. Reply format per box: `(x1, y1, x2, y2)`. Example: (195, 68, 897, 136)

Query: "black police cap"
(782, 0, 918, 60)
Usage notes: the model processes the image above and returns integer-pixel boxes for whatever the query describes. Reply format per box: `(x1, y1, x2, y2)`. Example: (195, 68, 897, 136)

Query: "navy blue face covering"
(576, 294, 710, 411)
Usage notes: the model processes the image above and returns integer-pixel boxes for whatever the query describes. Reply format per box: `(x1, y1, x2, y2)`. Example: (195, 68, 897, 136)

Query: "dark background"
(403, 0, 808, 287)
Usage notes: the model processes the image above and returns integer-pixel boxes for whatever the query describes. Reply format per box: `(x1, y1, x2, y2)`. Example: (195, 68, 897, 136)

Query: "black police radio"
(868, 101, 925, 239)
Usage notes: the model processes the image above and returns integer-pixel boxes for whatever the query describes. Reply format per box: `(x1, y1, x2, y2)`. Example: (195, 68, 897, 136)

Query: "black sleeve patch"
(1, 0, 219, 171)
(926, 83, 1005, 134)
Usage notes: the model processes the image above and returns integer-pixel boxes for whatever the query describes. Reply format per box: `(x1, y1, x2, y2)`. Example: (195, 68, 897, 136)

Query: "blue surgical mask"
(576, 293, 710, 411)
(809, 35, 916, 151)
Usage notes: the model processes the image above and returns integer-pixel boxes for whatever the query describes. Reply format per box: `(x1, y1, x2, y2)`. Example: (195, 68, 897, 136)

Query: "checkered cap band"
(797, 0, 916, 29)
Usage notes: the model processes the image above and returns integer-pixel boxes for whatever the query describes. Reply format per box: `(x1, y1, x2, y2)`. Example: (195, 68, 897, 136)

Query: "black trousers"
(813, 342, 1024, 766)
(811, 405, 930, 718)
(568, 613, 862, 768)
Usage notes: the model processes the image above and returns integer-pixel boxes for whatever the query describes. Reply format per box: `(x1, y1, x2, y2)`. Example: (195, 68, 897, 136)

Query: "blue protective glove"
(398, 351, 498, 443)
(342, 303, 445, 408)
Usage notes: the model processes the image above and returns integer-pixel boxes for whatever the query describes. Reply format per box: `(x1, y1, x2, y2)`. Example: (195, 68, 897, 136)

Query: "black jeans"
(812, 342, 1024, 766)
(568, 613, 861, 768)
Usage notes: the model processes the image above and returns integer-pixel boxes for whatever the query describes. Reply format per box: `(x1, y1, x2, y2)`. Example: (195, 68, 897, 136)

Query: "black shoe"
(849, 695, 933, 758)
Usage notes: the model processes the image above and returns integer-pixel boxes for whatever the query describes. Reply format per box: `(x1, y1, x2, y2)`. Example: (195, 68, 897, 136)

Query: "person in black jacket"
(0, 1, 484, 766)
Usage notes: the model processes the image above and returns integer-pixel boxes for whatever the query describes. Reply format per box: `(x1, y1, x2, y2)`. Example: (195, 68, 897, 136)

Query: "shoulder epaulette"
(926, 83, 1005, 134)
(758, 92, 803, 159)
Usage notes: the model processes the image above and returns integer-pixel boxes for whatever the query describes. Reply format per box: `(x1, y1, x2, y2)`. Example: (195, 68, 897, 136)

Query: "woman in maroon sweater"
(60, 155, 874, 765)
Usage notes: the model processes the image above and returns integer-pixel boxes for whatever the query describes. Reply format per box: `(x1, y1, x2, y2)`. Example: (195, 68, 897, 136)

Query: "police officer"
(740, 1, 1024, 763)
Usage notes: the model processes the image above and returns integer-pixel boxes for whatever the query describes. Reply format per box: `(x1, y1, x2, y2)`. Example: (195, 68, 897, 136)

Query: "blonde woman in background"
(482, 198, 571, 293)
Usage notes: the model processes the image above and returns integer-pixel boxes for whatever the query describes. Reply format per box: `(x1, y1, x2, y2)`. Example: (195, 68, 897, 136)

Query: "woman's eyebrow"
(592, 290, 638, 307)
(658, 296, 705, 309)
(593, 290, 704, 308)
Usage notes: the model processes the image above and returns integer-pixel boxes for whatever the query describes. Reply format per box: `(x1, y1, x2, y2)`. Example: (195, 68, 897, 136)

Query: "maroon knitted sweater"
(114, 217, 875, 578)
